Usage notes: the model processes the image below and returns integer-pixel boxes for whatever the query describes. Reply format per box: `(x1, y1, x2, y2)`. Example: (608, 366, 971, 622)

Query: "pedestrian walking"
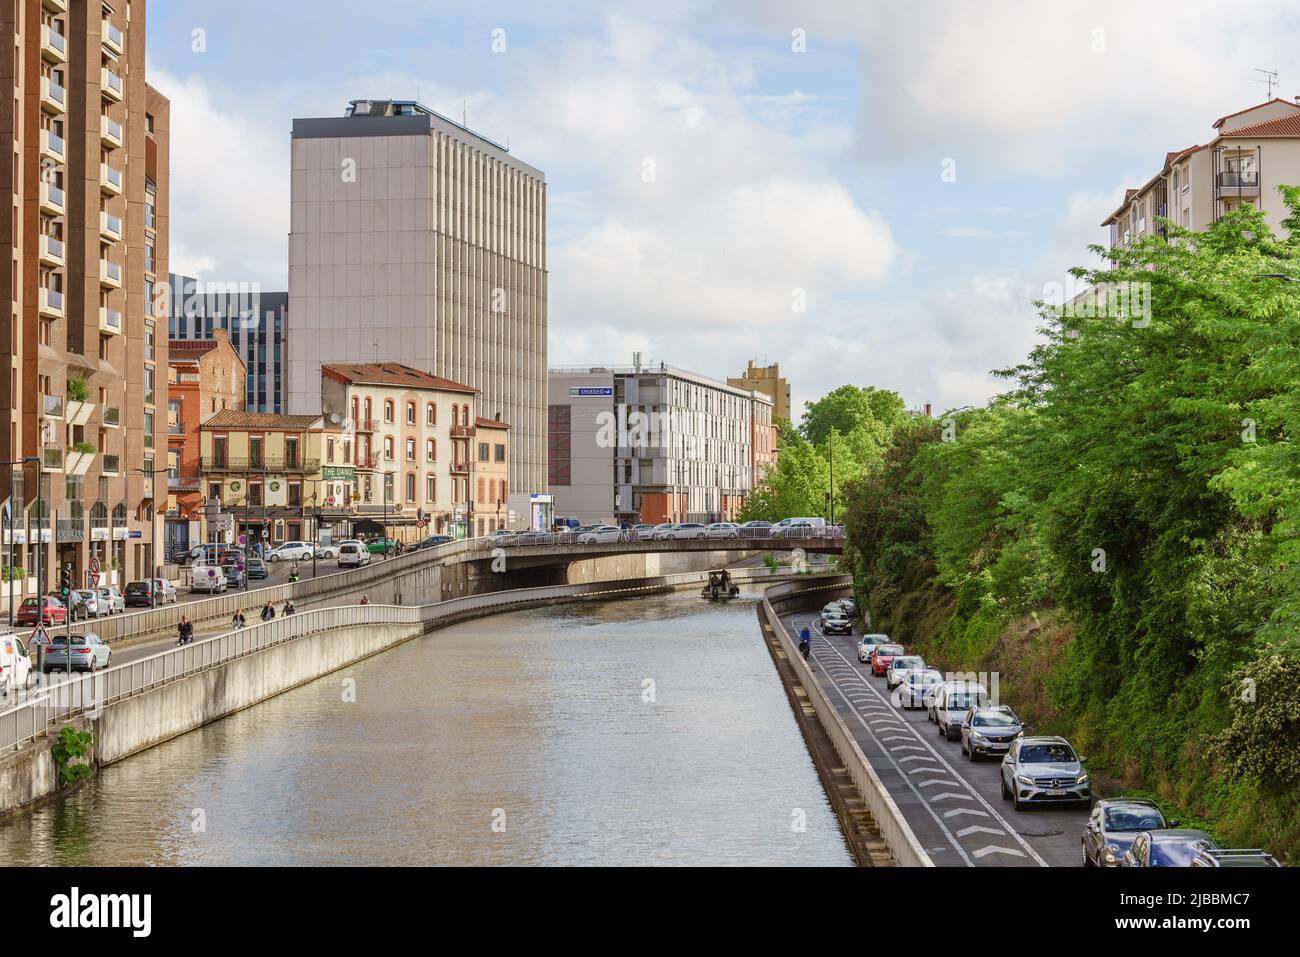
(177, 615, 194, 646)
(359, 594, 370, 605)
(260, 601, 275, 622)
(231, 610, 246, 630)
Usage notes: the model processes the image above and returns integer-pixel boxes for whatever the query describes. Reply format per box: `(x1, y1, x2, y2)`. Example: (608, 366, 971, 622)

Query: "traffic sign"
(416, 519, 427, 529)
(89, 556, 101, 575)
(31, 623, 48, 645)
(88, 571, 100, 588)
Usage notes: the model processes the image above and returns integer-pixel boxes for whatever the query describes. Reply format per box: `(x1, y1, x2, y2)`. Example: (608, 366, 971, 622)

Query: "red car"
(16, 596, 67, 627)
(870, 643, 906, 677)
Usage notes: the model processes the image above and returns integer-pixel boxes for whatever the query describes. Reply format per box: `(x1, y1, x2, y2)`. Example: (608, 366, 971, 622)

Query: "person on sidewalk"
(282, 599, 296, 616)
(260, 602, 275, 622)
(231, 610, 246, 630)
(177, 615, 194, 646)
(359, 594, 370, 605)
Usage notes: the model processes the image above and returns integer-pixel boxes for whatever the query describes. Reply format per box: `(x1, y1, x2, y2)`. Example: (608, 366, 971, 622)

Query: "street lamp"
(2, 456, 39, 628)
(132, 465, 170, 608)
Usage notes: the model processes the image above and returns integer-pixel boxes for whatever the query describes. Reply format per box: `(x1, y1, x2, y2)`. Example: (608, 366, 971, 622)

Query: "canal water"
(0, 593, 851, 866)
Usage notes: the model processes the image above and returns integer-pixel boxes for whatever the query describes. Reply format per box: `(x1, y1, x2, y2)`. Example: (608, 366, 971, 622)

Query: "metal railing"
(1217, 171, 1259, 188)
(200, 457, 320, 474)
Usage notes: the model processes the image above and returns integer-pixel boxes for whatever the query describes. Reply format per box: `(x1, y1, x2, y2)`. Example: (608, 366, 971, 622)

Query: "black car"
(123, 580, 158, 607)
(822, 612, 853, 635)
(1082, 798, 1169, 867)
(246, 558, 269, 580)
(413, 535, 454, 550)
(1122, 829, 1219, 867)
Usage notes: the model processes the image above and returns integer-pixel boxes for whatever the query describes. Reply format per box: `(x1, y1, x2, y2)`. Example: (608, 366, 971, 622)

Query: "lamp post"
(382, 474, 390, 558)
(2, 457, 39, 627)
(132, 465, 169, 608)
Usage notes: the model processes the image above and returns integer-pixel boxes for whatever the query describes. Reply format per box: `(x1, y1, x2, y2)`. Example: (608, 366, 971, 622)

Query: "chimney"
(924, 402, 932, 417)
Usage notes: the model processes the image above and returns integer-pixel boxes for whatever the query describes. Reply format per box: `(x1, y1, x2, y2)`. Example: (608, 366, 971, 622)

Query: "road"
(781, 606, 1086, 868)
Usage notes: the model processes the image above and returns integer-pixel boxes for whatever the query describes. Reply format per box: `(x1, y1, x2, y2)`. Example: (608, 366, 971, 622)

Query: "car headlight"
(1103, 843, 1119, 863)
(1017, 774, 1034, 786)
(971, 732, 988, 743)
(1076, 773, 1089, 785)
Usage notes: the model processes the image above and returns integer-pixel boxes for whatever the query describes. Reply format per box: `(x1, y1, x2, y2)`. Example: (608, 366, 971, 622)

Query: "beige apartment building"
(729, 360, 792, 424)
(1, 0, 169, 595)
(319, 362, 507, 540)
(1103, 97, 1300, 243)
(287, 98, 546, 527)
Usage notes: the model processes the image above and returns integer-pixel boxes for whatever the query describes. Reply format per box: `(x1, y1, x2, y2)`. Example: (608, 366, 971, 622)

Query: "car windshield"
(947, 692, 988, 710)
(973, 711, 1018, 727)
(875, 645, 904, 656)
(910, 672, 943, 685)
(1020, 743, 1077, 763)
(1152, 838, 1213, 867)
(892, 657, 923, 670)
(126, 583, 148, 593)
(1104, 806, 1166, 831)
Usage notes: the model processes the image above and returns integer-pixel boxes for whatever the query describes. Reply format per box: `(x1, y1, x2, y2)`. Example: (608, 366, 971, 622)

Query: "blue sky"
(146, 0, 1300, 416)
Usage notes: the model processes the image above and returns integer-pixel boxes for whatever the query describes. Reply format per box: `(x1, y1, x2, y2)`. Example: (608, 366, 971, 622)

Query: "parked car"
(124, 580, 159, 608)
(155, 578, 178, 603)
(338, 541, 371, 568)
(73, 589, 108, 618)
(221, 563, 247, 590)
(898, 668, 945, 709)
(703, 522, 741, 539)
(629, 524, 658, 539)
(739, 520, 772, 532)
(857, 634, 891, 662)
(960, 704, 1024, 760)
(577, 525, 624, 544)
(666, 523, 708, 540)
(412, 535, 454, 551)
(1121, 829, 1218, 867)
(96, 586, 126, 614)
(885, 655, 926, 690)
(190, 565, 228, 594)
(266, 541, 314, 562)
(246, 558, 269, 581)
(365, 538, 402, 555)
(48, 590, 90, 622)
(0, 631, 34, 695)
(1000, 736, 1091, 810)
(932, 680, 992, 739)
(486, 529, 517, 542)
(313, 543, 340, 559)
(17, 596, 66, 626)
(1082, 798, 1170, 867)
(869, 643, 906, 678)
(41, 632, 111, 674)
(822, 611, 853, 635)
(649, 523, 678, 540)
(771, 517, 828, 539)
(170, 545, 194, 565)
(1190, 848, 1282, 867)
(188, 543, 225, 567)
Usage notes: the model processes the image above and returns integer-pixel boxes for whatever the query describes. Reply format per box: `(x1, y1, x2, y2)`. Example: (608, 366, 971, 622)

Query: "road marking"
(973, 845, 1027, 860)
(943, 808, 990, 819)
(957, 825, 1007, 838)
(930, 792, 973, 802)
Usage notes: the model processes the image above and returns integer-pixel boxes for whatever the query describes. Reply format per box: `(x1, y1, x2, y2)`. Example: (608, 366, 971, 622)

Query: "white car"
(650, 524, 679, 540)
(857, 634, 892, 663)
(885, 655, 926, 690)
(152, 578, 178, 603)
(96, 586, 126, 614)
(313, 543, 340, 559)
(666, 522, 708, 540)
(337, 541, 371, 568)
(704, 522, 741, 539)
(898, 669, 945, 709)
(267, 541, 314, 562)
(0, 631, 34, 696)
(577, 525, 624, 544)
(772, 518, 827, 539)
(190, 565, 228, 594)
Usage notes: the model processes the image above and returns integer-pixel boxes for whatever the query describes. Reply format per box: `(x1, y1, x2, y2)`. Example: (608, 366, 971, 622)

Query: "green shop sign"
(322, 466, 355, 481)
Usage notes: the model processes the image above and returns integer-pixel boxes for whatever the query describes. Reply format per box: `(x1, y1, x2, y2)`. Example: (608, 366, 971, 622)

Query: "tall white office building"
(287, 99, 547, 522)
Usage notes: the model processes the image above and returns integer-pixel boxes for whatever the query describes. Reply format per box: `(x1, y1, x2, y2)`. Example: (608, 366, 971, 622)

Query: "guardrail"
(760, 578, 933, 867)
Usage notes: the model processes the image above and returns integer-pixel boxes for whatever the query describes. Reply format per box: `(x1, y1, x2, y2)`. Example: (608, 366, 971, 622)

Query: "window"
(343, 440, 351, 463)
(426, 438, 435, 462)
(405, 437, 415, 461)
(406, 401, 415, 425)
(288, 482, 302, 507)
(426, 403, 435, 426)
(249, 436, 264, 468)
(384, 399, 394, 423)
(144, 320, 155, 360)
(406, 473, 416, 503)
(501, 479, 507, 500)
(363, 397, 372, 423)
(494, 443, 505, 463)
(477, 477, 485, 502)
(461, 406, 469, 427)
(208, 483, 222, 501)
(143, 367, 154, 405)
(384, 436, 394, 460)
(248, 482, 263, 506)
(425, 475, 435, 502)
(327, 438, 335, 463)
(451, 404, 458, 426)
(143, 411, 154, 449)
(478, 441, 489, 462)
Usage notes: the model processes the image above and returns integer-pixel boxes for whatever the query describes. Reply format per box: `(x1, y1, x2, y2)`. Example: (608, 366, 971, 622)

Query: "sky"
(146, 0, 1300, 418)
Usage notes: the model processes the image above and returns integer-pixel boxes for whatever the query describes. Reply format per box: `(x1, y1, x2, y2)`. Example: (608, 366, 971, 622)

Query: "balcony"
(103, 406, 121, 428)
(65, 399, 94, 427)
(450, 461, 469, 475)
(39, 182, 64, 216)
(354, 418, 379, 432)
(42, 394, 64, 419)
(56, 517, 84, 543)
(200, 456, 320, 474)
(1216, 170, 1260, 199)
(39, 287, 64, 320)
(99, 259, 123, 289)
(354, 453, 381, 471)
(167, 419, 186, 435)
(450, 425, 475, 438)
(100, 115, 122, 150)
(39, 234, 64, 267)
(43, 0, 68, 13)
(40, 76, 66, 114)
(99, 307, 122, 335)
(100, 163, 123, 196)
(40, 129, 65, 164)
(40, 447, 63, 472)
(102, 20, 123, 58)
(40, 26, 67, 64)
(102, 454, 120, 475)
(65, 448, 94, 477)
(101, 68, 123, 103)
(100, 210, 122, 243)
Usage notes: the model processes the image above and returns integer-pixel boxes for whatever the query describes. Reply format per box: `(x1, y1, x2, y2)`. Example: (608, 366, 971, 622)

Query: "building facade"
(729, 359, 791, 424)
(286, 99, 547, 524)
(548, 363, 772, 526)
(1102, 98, 1300, 246)
(472, 417, 510, 536)
(168, 273, 288, 413)
(165, 330, 245, 553)
(1, 0, 169, 595)
(319, 362, 506, 540)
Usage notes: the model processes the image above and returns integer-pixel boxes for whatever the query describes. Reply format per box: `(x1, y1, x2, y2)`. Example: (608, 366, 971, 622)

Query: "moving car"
(124, 580, 159, 608)
(1121, 829, 1218, 867)
(49, 590, 90, 622)
(820, 602, 846, 623)
(739, 520, 772, 533)
(869, 643, 906, 677)
(960, 704, 1024, 760)
(266, 541, 315, 562)
(40, 632, 111, 674)
(366, 538, 402, 555)
(703, 522, 741, 539)
(665, 523, 708, 540)
(898, 668, 945, 709)
(577, 525, 624, 544)
(486, 528, 517, 542)
(246, 558, 269, 581)
(857, 634, 891, 663)
(885, 655, 926, 690)
(412, 535, 454, 551)
(0, 632, 34, 695)
(73, 589, 107, 618)
(337, 541, 371, 568)
(313, 543, 340, 559)
(17, 596, 66, 626)
(190, 565, 228, 594)
(771, 517, 828, 539)
(932, 681, 992, 739)
(649, 523, 679, 540)
(822, 611, 853, 635)
(1082, 798, 1170, 867)
(152, 578, 178, 603)
(1000, 735, 1091, 810)
(221, 563, 247, 590)
(96, 586, 126, 614)
(833, 597, 857, 618)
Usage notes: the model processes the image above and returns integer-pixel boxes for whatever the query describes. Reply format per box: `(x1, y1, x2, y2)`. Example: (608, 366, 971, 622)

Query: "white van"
(337, 540, 371, 568)
(0, 632, 34, 696)
(772, 517, 828, 539)
(190, 564, 228, 594)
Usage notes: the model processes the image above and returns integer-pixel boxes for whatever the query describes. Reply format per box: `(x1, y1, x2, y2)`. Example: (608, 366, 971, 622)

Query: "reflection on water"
(0, 593, 851, 866)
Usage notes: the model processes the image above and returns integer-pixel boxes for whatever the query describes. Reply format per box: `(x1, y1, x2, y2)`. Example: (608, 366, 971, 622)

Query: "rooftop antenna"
(463, 98, 467, 128)
(1254, 68, 1280, 99)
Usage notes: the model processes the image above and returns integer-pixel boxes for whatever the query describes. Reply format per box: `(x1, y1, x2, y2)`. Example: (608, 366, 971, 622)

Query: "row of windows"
(351, 396, 472, 427)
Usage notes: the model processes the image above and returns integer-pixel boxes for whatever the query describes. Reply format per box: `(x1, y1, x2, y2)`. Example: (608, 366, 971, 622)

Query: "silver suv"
(930, 681, 990, 740)
(960, 705, 1023, 760)
(999, 735, 1090, 811)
